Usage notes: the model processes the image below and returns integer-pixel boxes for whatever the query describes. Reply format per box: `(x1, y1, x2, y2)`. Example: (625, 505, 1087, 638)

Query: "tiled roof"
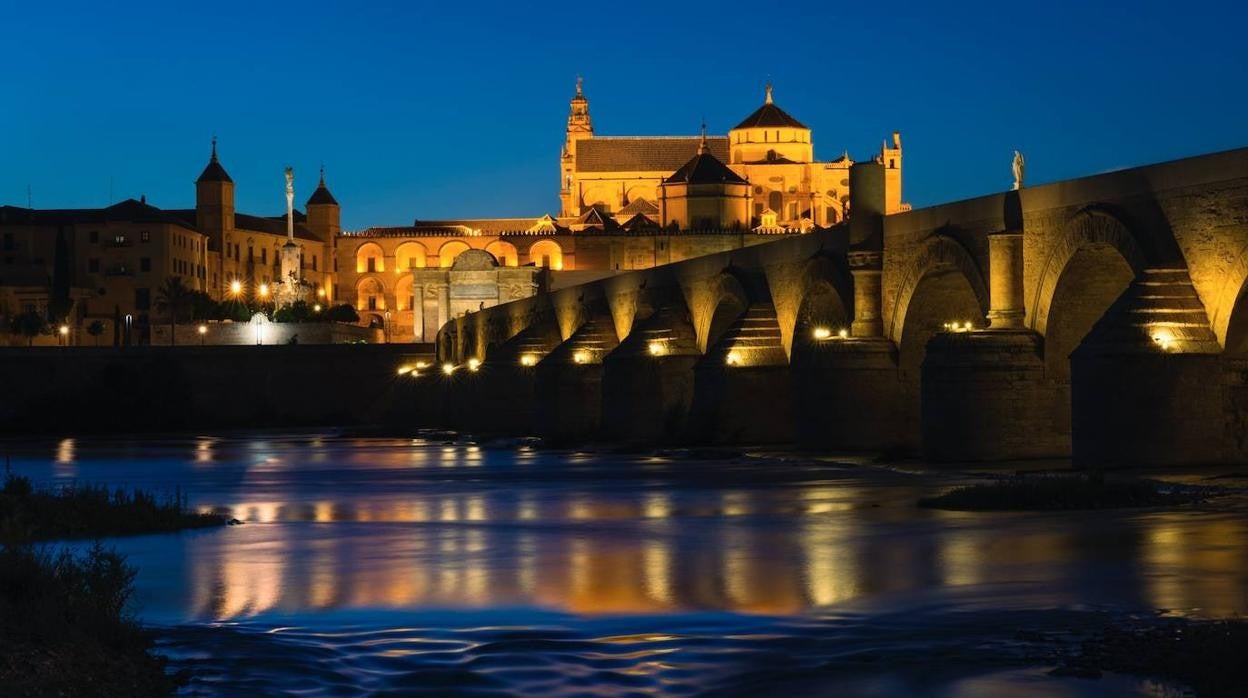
(733, 102, 808, 130)
(0, 200, 199, 228)
(576, 137, 729, 172)
(307, 184, 338, 206)
(617, 197, 659, 216)
(664, 151, 749, 185)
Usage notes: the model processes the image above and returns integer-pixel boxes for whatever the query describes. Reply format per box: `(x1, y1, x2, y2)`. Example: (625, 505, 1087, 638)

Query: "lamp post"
(384, 310, 392, 344)
(198, 324, 207, 346)
(58, 324, 69, 347)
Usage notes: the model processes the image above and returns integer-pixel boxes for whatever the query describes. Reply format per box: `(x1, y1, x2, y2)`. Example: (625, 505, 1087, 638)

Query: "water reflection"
(11, 436, 1248, 624)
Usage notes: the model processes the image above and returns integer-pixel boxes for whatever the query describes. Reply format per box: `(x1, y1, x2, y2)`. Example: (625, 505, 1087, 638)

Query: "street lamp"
(384, 310, 392, 344)
(198, 324, 208, 345)
(258, 283, 270, 300)
(229, 279, 243, 297)
(59, 324, 69, 347)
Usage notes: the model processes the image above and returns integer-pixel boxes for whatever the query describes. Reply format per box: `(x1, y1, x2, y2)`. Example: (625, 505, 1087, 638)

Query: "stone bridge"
(423, 147, 1248, 466)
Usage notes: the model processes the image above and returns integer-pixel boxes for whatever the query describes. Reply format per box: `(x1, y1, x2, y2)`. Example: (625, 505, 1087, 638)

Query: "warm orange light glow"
(441, 363, 456, 375)
(313, 304, 322, 313)
(415, 361, 429, 370)
(317, 287, 326, 298)
(198, 324, 208, 335)
(58, 325, 69, 336)
(520, 354, 537, 367)
(838, 328, 849, 339)
(573, 350, 590, 364)
(258, 283, 270, 298)
(229, 279, 242, 295)
(647, 340, 666, 356)
(1152, 328, 1175, 351)
(397, 365, 413, 376)
(812, 327, 832, 340)
(467, 358, 481, 372)
(725, 350, 742, 366)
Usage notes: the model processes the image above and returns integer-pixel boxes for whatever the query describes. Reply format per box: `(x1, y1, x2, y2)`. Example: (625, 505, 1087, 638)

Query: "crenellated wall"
(420, 147, 1248, 465)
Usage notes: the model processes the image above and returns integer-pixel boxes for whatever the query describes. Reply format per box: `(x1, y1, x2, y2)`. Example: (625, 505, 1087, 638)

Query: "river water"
(7, 434, 1246, 696)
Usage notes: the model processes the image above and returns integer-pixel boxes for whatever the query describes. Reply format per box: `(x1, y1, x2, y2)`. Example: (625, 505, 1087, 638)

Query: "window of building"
(141, 231, 151, 243)
(135, 288, 150, 310)
(261, 248, 267, 265)
(140, 257, 151, 272)
(89, 258, 100, 273)
(248, 246, 254, 263)
(234, 244, 240, 259)
(367, 257, 376, 273)
(114, 234, 127, 245)
(367, 296, 377, 310)
(312, 255, 318, 271)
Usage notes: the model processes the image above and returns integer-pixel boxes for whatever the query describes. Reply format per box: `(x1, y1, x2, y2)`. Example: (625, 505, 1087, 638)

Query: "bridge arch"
(694, 268, 753, 354)
(1029, 206, 1147, 338)
(889, 234, 989, 346)
(1208, 242, 1248, 352)
(787, 253, 852, 358)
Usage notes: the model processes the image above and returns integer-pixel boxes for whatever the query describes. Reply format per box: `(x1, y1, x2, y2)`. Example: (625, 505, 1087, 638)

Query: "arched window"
(438, 240, 471, 267)
(356, 277, 385, 311)
(395, 241, 427, 270)
(355, 242, 385, 273)
(529, 239, 564, 270)
(768, 191, 783, 214)
(485, 240, 519, 267)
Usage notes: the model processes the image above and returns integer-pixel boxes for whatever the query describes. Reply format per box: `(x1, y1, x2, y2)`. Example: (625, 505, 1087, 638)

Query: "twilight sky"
(1, 1, 1245, 230)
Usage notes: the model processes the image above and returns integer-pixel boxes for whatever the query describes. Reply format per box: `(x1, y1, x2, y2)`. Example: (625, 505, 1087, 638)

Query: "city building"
(0, 141, 338, 344)
(338, 80, 908, 341)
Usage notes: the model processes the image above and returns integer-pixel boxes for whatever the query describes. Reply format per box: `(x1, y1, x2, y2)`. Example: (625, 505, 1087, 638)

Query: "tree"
(186, 290, 220, 322)
(325, 304, 359, 323)
(154, 276, 192, 346)
(10, 310, 46, 346)
(273, 301, 312, 323)
(86, 320, 106, 346)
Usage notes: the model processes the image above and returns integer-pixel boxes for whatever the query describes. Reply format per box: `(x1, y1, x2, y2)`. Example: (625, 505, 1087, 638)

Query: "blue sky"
(1, 1, 1245, 230)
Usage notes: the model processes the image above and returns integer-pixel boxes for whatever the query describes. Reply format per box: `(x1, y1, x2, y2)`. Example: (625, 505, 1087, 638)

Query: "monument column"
(848, 251, 884, 337)
(987, 231, 1025, 328)
(413, 283, 425, 342)
(436, 283, 450, 331)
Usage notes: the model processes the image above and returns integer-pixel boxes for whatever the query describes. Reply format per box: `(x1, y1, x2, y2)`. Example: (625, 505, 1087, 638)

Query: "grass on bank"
(0, 473, 225, 541)
(918, 474, 1202, 511)
(0, 474, 227, 696)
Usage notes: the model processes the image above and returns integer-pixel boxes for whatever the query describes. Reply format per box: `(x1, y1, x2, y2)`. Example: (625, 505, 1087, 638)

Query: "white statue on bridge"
(1012, 150, 1025, 190)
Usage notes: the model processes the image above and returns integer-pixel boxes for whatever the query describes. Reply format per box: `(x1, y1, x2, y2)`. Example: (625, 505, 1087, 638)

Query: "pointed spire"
(197, 135, 233, 183)
(764, 83, 773, 104)
(319, 163, 326, 187)
(697, 119, 708, 155)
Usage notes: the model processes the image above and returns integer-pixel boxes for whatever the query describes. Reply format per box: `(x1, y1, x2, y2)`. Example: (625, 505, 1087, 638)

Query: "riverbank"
(0, 474, 228, 696)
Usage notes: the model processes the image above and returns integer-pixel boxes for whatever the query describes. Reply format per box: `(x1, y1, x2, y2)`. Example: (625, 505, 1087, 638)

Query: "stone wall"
(149, 321, 381, 346)
(0, 343, 433, 435)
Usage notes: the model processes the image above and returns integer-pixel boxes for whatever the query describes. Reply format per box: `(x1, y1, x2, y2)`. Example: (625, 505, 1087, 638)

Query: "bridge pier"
(601, 308, 700, 445)
(447, 321, 560, 436)
(920, 329, 1063, 461)
(793, 338, 902, 451)
(534, 317, 618, 444)
(688, 304, 793, 444)
(1071, 269, 1225, 467)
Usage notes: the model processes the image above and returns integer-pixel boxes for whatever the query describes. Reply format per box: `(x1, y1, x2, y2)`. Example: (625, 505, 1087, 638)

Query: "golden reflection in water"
(183, 486, 1248, 623)
(54, 438, 76, 473)
(1144, 514, 1248, 616)
(194, 438, 213, 465)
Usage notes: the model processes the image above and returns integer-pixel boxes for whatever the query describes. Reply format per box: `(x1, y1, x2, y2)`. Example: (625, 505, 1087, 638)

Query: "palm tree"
(155, 276, 192, 346)
(86, 320, 105, 346)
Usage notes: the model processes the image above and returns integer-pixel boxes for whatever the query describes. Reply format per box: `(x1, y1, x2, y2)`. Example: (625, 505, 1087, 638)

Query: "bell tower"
(560, 76, 593, 217)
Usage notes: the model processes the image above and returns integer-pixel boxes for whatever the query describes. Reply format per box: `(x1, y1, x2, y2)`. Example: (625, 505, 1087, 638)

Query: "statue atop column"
(1011, 150, 1025, 191)
(284, 167, 295, 242)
